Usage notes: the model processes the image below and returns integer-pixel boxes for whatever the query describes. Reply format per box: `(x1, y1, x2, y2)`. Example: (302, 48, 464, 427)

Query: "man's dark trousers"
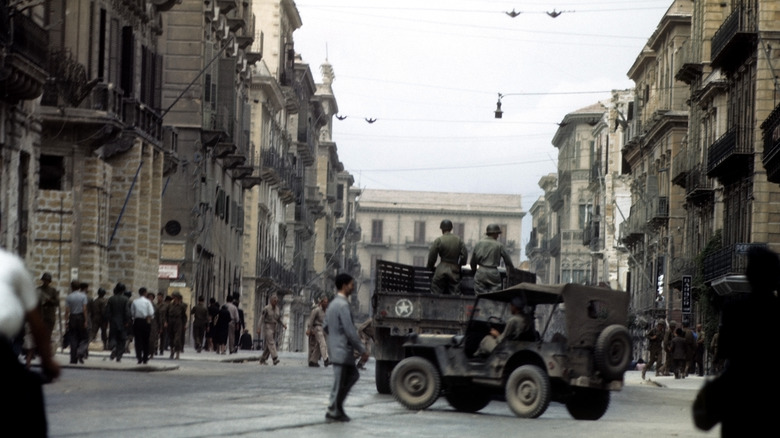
(328, 363, 360, 417)
(133, 318, 151, 363)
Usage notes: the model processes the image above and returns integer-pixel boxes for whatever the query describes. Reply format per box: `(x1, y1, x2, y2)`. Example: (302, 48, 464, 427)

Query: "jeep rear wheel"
(505, 365, 551, 418)
(391, 357, 441, 410)
(565, 388, 610, 420)
(594, 324, 632, 380)
(445, 389, 491, 412)
(375, 360, 396, 394)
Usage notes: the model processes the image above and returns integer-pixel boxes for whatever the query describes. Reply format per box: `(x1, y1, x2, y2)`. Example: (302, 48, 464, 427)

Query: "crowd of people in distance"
(18, 275, 257, 367)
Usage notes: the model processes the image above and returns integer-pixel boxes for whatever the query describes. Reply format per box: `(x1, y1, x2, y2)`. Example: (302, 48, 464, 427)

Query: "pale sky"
(293, 0, 675, 260)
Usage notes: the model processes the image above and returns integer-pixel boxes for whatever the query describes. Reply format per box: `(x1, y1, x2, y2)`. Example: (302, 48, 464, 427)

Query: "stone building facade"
(354, 189, 524, 318)
(35, 0, 178, 295)
(622, 0, 692, 325)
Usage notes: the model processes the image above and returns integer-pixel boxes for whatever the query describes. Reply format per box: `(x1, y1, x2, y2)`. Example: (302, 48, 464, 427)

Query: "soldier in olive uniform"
(191, 296, 209, 353)
(37, 273, 59, 352)
(89, 288, 108, 350)
(470, 224, 515, 294)
(306, 296, 329, 367)
(258, 294, 286, 365)
(166, 292, 187, 360)
(643, 321, 665, 380)
(427, 219, 468, 294)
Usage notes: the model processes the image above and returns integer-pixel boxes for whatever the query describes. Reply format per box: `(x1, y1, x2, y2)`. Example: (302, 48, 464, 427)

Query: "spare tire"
(594, 324, 631, 380)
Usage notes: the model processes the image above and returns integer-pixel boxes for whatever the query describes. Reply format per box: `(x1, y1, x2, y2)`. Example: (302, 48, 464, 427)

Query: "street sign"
(682, 275, 692, 314)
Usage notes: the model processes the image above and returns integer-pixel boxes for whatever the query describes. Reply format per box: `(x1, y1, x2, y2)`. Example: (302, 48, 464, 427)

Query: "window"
(413, 256, 425, 267)
(453, 222, 465, 240)
(414, 221, 426, 243)
(39, 155, 65, 190)
(497, 224, 507, 245)
(371, 220, 383, 243)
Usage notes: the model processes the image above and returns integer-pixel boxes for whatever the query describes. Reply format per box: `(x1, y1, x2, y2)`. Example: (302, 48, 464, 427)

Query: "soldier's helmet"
(486, 224, 502, 235)
(440, 219, 453, 231)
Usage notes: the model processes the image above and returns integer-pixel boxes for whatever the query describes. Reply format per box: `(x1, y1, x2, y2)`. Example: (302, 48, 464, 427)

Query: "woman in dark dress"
(213, 304, 231, 354)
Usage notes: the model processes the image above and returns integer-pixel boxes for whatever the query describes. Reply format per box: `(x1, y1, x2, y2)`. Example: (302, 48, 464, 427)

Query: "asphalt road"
(41, 350, 719, 438)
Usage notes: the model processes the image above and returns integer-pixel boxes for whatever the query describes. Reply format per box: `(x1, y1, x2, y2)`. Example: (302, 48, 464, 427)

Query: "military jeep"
(389, 282, 631, 420)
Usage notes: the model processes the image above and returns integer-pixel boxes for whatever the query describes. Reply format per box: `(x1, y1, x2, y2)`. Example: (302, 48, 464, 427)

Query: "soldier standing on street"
(306, 296, 330, 367)
(470, 224, 515, 294)
(89, 288, 108, 350)
(643, 321, 665, 380)
(105, 283, 131, 362)
(37, 273, 59, 353)
(191, 296, 209, 353)
(166, 292, 187, 360)
(427, 219, 468, 294)
(258, 294, 286, 365)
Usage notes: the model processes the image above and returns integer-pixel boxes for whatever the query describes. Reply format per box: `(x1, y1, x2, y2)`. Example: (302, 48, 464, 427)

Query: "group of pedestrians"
(427, 220, 515, 295)
(642, 318, 707, 380)
(205, 295, 246, 355)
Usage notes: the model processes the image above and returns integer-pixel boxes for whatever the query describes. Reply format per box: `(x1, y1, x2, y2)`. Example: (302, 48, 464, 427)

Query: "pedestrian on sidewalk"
(225, 295, 239, 354)
(166, 292, 187, 360)
(670, 328, 687, 379)
(324, 273, 368, 423)
(106, 283, 131, 362)
(64, 280, 89, 364)
(191, 296, 209, 353)
(130, 288, 154, 364)
(213, 303, 230, 355)
(89, 288, 108, 350)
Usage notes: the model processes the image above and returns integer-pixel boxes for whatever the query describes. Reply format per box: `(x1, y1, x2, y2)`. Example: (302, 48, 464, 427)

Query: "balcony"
(761, 103, 780, 184)
(365, 236, 391, 249)
(671, 150, 688, 188)
(702, 243, 766, 285)
(123, 98, 163, 142)
(0, 9, 49, 102)
(647, 196, 669, 225)
(675, 38, 702, 85)
(710, 6, 757, 72)
(620, 204, 646, 246)
(707, 127, 751, 180)
(685, 167, 715, 205)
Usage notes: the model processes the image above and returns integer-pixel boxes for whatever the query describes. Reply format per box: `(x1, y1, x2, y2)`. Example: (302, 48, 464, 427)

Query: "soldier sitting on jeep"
(475, 295, 532, 356)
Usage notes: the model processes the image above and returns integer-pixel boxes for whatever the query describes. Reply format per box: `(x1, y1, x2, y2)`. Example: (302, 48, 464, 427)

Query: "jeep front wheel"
(565, 388, 610, 420)
(594, 324, 632, 380)
(505, 365, 551, 418)
(445, 389, 491, 412)
(390, 357, 441, 410)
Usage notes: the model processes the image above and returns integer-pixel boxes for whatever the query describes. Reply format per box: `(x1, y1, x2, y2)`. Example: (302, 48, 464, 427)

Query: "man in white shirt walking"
(130, 287, 155, 364)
